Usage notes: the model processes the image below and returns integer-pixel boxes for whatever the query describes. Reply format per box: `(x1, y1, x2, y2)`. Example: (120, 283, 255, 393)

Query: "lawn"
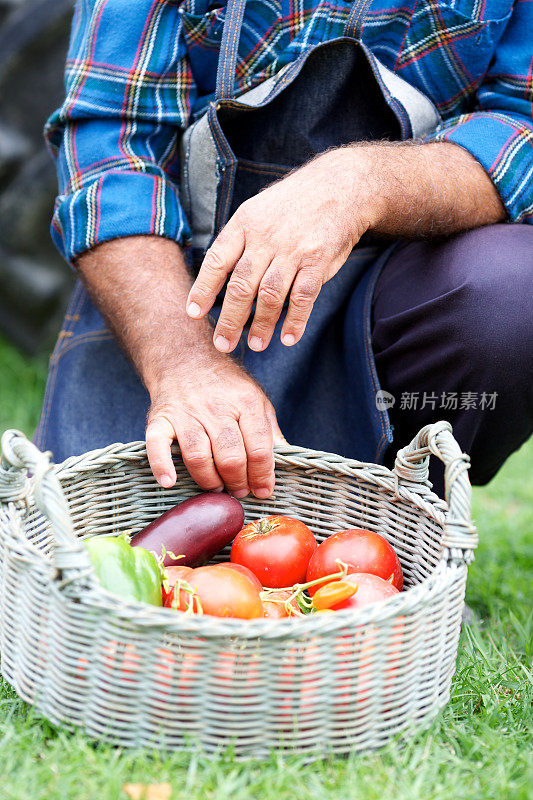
(0, 334, 531, 800)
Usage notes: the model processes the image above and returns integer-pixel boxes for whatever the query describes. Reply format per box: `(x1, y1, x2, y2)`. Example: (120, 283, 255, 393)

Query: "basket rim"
(53, 438, 449, 530)
(48, 558, 464, 640)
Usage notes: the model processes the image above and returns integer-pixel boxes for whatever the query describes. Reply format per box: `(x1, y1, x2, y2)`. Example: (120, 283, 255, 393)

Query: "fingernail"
(187, 302, 202, 318)
(214, 335, 230, 352)
(282, 333, 295, 346)
(254, 487, 272, 499)
(213, 486, 225, 493)
(160, 474, 174, 488)
(249, 336, 263, 351)
(233, 489, 249, 499)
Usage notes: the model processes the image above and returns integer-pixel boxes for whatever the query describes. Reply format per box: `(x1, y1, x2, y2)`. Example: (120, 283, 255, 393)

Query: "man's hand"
(76, 236, 284, 497)
(146, 357, 283, 497)
(186, 141, 505, 352)
(186, 147, 378, 353)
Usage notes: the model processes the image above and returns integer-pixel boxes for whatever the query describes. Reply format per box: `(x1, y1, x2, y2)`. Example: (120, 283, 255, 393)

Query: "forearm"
(76, 236, 220, 395)
(76, 235, 283, 497)
(358, 140, 506, 238)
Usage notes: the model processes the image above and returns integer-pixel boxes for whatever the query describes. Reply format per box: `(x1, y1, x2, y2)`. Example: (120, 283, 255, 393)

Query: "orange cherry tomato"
(311, 580, 357, 611)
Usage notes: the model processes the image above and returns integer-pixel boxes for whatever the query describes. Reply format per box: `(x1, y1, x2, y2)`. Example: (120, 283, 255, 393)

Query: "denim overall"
(36, 0, 440, 465)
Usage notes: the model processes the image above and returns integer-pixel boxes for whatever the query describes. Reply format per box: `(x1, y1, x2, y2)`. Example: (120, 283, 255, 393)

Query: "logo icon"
(375, 390, 396, 411)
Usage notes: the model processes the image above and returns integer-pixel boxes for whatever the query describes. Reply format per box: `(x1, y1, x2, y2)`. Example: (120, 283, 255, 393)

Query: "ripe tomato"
(306, 529, 403, 594)
(213, 561, 263, 591)
(261, 589, 300, 618)
(328, 572, 399, 611)
(231, 515, 317, 588)
(162, 565, 194, 604)
(166, 565, 264, 619)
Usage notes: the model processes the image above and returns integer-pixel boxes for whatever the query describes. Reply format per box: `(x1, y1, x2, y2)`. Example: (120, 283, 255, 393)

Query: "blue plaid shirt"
(45, 0, 533, 262)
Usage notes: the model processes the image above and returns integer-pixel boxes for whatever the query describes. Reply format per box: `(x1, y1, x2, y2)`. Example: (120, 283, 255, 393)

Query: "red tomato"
(213, 561, 263, 591)
(231, 515, 317, 588)
(328, 572, 399, 611)
(306, 529, 403, 594)
(166, 565, 264, 619)
(261, 589, 300, 618)
(162, 565, 194, 604)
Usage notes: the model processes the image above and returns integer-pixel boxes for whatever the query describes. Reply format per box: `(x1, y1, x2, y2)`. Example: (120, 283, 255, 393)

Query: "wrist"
(325, 145, 388, 236)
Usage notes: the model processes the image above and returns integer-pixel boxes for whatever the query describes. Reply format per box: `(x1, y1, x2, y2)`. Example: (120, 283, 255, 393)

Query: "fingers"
(280, 268, 322, 346)
(145, 416, 178, 488)
(147, 414, 223, 491)
(246, 260, 297, 352)
(147, 404, 282, 498)
(212, 250, 272, 353)
(186, 219, 245, 320)
(238, 402, 276, 499)
(175, 423, 223, 491)
(205, 420, 250, 498)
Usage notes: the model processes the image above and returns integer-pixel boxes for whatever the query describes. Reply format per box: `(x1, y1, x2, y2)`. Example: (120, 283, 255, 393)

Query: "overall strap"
(215, 0, 247, 100)
(215, 0, 373, 100)
(344, 0, 374, 40)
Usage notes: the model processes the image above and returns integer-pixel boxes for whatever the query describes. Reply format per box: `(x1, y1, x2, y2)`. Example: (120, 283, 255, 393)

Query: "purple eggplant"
(131, 492, 245, 567)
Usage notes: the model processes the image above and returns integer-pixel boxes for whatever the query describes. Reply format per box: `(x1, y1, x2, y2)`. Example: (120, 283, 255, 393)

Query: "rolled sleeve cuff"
(51, 170, 192, 264)
(426, 111, 533, 224)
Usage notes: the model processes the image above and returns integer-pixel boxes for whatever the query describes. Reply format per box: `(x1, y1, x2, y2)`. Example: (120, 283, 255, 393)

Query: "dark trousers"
(372, 224, 533, 487)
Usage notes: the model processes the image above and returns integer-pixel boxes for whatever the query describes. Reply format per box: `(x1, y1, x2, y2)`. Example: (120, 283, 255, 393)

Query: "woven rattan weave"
(0, 421, 476, 757)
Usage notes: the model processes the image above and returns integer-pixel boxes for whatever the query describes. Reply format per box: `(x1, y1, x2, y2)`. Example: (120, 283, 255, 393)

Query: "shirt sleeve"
(424, 0, 533, 224)
(45, 0, 196, 263)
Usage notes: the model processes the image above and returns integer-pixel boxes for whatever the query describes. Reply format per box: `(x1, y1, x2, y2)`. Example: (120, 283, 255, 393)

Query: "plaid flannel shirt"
(45, 0, 533, 262)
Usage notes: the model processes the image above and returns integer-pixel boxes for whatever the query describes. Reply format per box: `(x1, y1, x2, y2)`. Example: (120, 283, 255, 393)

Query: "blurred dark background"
(0, 0, 74, 354)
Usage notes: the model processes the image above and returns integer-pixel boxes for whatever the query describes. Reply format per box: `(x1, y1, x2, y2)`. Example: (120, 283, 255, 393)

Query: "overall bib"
(35, 0, 440, 465)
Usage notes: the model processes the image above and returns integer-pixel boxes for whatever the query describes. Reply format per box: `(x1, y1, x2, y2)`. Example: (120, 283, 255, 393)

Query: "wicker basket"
(0, 421, 476, 757)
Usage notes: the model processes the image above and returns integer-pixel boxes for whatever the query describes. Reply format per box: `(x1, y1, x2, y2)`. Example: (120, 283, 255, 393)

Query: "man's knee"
(439, 224, 532, 375)
(374, 223, 533, 381)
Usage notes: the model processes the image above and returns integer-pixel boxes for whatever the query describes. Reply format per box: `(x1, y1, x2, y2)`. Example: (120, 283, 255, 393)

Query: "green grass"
(0, 334, 531, 800)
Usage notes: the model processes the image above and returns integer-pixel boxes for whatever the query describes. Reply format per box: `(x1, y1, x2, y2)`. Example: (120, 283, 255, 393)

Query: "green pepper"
(85, 535, 163, 606)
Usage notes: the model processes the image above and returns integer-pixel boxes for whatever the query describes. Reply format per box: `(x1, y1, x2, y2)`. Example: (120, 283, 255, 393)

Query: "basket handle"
(394, 420, 477, 559)
(0, 429, 93, 578)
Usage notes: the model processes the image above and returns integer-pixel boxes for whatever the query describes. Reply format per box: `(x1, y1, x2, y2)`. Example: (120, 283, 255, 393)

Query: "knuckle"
(262, 267, 284, 293)
(247, 445, 272, 464)
(226, 275, 254, 302)
(290, 290, 315, 311)
(295, 245, 326, 270)
(290, 275, 321, 311)
(257, 283, 283, 310)
(233, 255, 253, 280)
(298, 272, 322, 297)
(181, 428, 204, 450)
(216, 318, 242, 338)
(146, 417, 171, 441)
(239, 391, 262, 410)
(237, 206, 267, 238)
(203, 247, 225, 270)
(215, 425, 241, 450)
(206, 400, 233, 419)
(217, 454, 245, 474)
(184, 452, 211, 470)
